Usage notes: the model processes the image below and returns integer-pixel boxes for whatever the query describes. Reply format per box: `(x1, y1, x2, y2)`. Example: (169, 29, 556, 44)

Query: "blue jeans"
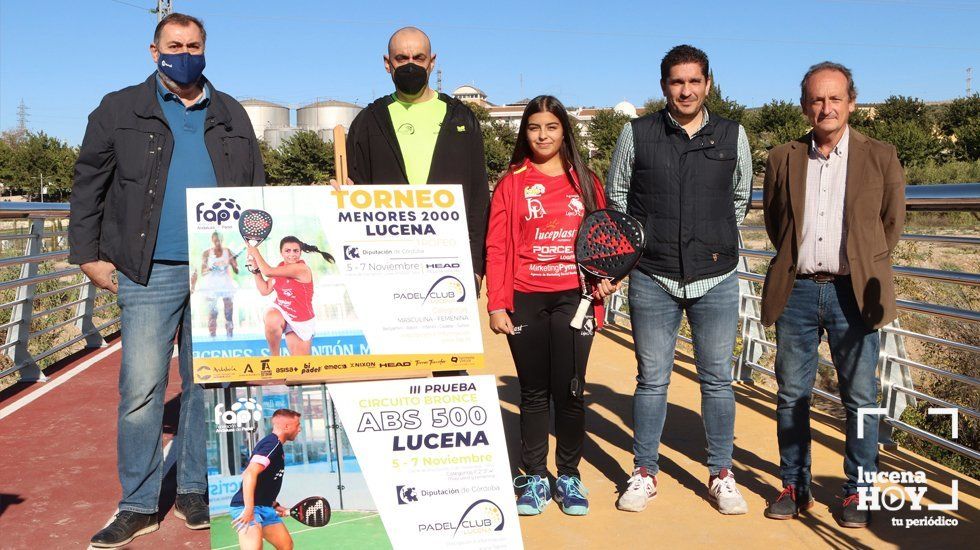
(628, 271, 739, 476)
(117, 262, 206, 513)
(774, 277, 880, 495)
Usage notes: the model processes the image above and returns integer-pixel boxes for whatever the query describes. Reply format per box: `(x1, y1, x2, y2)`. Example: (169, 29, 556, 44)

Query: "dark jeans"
(117, 262, 206, 513)
(774, 276, 881, 495)
(506, 290, 594, 478)
(628, 272, 739, 476)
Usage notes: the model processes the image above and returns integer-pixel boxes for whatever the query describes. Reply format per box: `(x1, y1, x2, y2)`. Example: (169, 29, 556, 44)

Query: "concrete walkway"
(0, 313, 976, 549)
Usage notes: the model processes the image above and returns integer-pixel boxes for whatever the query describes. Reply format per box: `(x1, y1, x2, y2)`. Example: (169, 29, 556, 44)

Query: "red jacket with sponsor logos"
(485, 159, 606, 327)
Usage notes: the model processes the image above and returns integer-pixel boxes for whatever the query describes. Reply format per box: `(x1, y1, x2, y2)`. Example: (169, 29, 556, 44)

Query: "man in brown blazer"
(760, 61, 905, 529)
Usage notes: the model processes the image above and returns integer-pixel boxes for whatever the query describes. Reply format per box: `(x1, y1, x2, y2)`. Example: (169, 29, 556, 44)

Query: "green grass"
(210, 510, 392, 550)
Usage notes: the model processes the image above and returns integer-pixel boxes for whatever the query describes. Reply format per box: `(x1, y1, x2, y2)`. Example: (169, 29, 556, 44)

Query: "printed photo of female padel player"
(245, 236, 335, 357)
(186, 187, 367, 362)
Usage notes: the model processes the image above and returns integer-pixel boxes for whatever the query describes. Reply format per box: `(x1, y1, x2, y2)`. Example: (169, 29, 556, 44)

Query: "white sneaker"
(616, 467, 657, 512)
(709, 468, 748, 515)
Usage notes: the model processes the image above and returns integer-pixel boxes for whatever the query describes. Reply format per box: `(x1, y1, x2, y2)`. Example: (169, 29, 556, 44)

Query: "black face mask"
(392, 63, 429, 95)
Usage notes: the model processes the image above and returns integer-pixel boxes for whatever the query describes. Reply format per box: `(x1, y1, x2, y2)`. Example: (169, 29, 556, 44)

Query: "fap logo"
(214, 397, 263, 433)
(196, 197, 242, 229)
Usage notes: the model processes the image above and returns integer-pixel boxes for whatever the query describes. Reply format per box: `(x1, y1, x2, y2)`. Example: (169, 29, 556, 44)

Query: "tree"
(275, 131, 333, 184)
(469, 104, 517, 182)
(257, 139, 284, 184)
(705, 77, 746, 123)
(744, 100, 811, 174)
(874, 95, 930, 127)
(9, 132, 77, 200)
(587, 109, 631, 178)
(642, 97, 666, 113)
(939, 95, 980, 160)
(866, 120, 943, 166)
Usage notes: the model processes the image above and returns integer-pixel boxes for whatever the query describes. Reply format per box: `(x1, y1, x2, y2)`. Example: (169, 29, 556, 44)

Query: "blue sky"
(2, 0, 978, 145)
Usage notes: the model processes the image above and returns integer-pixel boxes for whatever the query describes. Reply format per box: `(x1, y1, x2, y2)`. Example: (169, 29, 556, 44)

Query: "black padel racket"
(569, 209, 645, 330)
(289, 496, 331, 527)
(239, 209, 273, 274)
(239, 209, 273, 246)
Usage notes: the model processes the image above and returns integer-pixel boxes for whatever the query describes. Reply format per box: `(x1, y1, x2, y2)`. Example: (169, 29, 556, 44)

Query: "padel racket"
(333, 126, 348, 184)
(289, 496, 331, 527)
(239, 209, 273, 274)
(569, 209, 645, 330)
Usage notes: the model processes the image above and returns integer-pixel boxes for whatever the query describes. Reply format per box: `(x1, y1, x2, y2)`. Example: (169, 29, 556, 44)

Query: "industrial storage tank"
(296, 100, 362, 133)
(240, 99, 290, 142)
(262, 127, 302, 150)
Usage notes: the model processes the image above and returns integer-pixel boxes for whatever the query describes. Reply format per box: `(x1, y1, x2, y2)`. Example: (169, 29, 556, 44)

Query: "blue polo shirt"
(154, 77, 217, 261)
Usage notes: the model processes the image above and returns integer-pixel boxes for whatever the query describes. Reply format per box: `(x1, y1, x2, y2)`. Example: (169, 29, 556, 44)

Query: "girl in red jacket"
(485, 95, 605, 516)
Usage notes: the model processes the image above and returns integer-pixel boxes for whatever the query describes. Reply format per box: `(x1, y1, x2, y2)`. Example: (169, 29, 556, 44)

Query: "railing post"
(3, 218, 45, 382)
(735, 231, 766, 383)
(878, 320, 915, 449)
(74, 280, 106, 349)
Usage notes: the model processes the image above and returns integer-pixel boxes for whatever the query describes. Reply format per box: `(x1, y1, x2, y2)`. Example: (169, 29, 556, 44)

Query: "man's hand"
(231, 507, 255, 532)
(80, 260, 118, 294)
(274, 504, 288, 517)
(593, 279, 622, 299)
(489, 311, 514, 335)
(329, 176, 355, 191)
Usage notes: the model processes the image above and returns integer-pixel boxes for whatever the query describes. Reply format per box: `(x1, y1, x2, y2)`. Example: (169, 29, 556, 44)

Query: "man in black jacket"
(68, 14, 264, 548)
(343, 26, 490, 286)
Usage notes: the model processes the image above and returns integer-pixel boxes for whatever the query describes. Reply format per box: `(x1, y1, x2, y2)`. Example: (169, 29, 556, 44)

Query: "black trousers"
(506, 290, 595, 478)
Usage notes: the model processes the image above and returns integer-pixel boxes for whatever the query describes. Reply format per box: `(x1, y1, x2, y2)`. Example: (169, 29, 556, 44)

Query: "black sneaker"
(175, 493, 210, 530)
(836, 493, 870, 528)
(90, 510, 159, 548)
(764, 485, 814, 520)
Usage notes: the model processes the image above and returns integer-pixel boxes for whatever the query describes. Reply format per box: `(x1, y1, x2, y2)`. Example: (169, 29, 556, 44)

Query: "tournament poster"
(185, 185, 484, 383)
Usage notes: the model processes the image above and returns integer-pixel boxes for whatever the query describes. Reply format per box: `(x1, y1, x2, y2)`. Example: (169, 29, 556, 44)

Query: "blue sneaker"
(514, 475, 551, 515)
(555, 475, 590, 516)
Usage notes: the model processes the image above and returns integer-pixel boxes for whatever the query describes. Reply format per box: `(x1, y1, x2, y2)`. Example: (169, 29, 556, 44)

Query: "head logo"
(196, 198, 242, 228)
(422, 276, 466, 305)
(453, 499, 504, 537)
(214, 397, 263, 433)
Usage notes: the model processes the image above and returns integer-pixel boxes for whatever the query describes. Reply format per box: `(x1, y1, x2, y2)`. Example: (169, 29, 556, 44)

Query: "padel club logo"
(416, 499, 505, 537)
(393, 276, 466, 305)
(214, 397, 263, 433)
(195, 197, 242, 229)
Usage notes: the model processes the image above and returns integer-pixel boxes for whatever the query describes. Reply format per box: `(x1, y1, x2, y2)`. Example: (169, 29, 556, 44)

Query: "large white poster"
(185, 185, 483, 383)
(329, 375, 523, 550)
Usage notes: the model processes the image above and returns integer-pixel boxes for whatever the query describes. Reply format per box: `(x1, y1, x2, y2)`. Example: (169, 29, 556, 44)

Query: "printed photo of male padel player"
(206, 385, 391, 550)
(187, 187, 367, 363)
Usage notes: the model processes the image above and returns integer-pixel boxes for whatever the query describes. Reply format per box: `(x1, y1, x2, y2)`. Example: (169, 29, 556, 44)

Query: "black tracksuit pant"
(506, 289, 594, 478)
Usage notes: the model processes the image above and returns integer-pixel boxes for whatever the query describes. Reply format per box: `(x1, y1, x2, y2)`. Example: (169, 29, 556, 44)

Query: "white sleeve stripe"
(250, 455, 270, 468)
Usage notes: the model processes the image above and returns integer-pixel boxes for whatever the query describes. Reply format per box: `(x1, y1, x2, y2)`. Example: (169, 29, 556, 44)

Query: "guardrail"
(606, 183, 980, 463)
(0, 202, 118, 382)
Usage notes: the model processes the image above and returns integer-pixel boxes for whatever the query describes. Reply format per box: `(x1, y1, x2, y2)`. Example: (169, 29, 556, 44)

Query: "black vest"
(627, 110, 740, 281)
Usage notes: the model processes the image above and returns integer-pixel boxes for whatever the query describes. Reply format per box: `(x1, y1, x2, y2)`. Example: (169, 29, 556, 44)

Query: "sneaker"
(708, 468, 748, 515)
(764, 485, 814, 520)
(90, 510, 159, 548)
(175, 493, 210, 529)
(616, 467, 657, 512)
(836, 493, 870, 528)
(514, 475, 551, 516)
(555, 475, 590, 516)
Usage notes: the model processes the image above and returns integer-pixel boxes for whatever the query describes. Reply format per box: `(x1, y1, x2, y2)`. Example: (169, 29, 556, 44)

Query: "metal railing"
(605, 183, 980, 463)
(0, 202, 118, 382)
